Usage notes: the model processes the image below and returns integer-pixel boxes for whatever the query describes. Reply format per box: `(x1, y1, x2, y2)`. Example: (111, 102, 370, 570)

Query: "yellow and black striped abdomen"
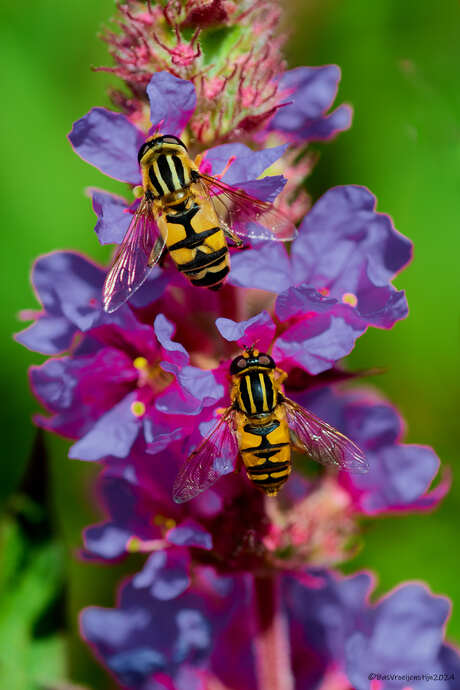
(237, 370, 276, 415)
(164, 188, 229, 289)
(148, 153, 191, 198)
(238, 406, 292, 496)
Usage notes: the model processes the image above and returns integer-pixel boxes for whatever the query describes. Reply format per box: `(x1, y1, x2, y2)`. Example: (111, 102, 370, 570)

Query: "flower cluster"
(99, 1, 351, 146)
(17, 1, 458, 689)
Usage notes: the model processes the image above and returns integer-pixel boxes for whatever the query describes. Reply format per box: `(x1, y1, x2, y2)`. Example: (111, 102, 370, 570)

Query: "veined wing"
(173, 408, 239, 503)
(283, 396, 368, 474)
(103, 197, 166, 313)
(198, 173, 297, 242)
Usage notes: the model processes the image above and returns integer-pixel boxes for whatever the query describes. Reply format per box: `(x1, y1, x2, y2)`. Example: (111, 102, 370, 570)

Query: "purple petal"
(132, 549, 190, 601)
(30, 357, 80, 411)
(300, 103, 353, 141)
(92, 190, 131, 245)
(203, 143, 288, 184)
(69, 392, 140, 461)
(176, 366, 224, 406)
(350, 444, 441, 514)
(229, 243, 291, 293)
(292, 186, 412, 296)
(357, 285, 408, 328)
(83, 523, 131, 560)
(167, 519, 212, 550)
(274, 315, 365, 374)
(154, 314, 189, 367)
(143, 415, 187, 455)
(68, 108, 144, 184)
(216, 311, 276, 351)
(107, 648, 165, 687)
(16, 314, 76, 355)
(284, 570, 373, 665)
(270, 65, 352, 141)
(235, 175, 287, 203)
(156, 382, 209, 416)
(81, 578, 212, 687)
(275, 285, 339, 320)
(17, 252, 138, 347)
(147, 72, 196, 136)
(346, 402, 402, 451)
(81, 606, 151, 648)
(346, 584, 450, 688)
(128, 266, 172, 308)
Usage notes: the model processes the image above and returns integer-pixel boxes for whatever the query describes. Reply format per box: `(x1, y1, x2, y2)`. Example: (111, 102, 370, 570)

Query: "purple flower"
(83, 370, 445, 572)
(228, 186, 412, 371)
(295, 386, 448, 515)
(17, 252, 223, 461)
(81, 567, 460, 690)
(269, 65, 353, 142)
(80, 572, 218, 689)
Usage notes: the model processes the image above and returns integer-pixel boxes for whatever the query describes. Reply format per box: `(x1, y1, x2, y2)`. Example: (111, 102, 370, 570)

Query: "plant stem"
(252, 574, 294, 690)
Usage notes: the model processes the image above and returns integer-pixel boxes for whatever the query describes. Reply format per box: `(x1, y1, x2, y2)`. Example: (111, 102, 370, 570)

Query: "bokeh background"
(1, 0, 459, 687)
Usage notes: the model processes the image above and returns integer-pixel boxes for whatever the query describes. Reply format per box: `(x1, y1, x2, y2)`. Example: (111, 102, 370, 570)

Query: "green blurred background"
(1, 0, 459, 687)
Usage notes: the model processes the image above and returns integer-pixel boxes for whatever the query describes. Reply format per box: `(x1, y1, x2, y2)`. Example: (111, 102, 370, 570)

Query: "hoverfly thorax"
(138, 134, 195, 202)
(103, 131, 297, 312)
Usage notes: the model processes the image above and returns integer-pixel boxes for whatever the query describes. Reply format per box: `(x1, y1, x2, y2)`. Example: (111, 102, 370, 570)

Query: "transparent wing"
(173, 408, 239, 503)
(103, 197, 166, 313)
(198, 173, 297, 242)
(283, 396, 368, 474)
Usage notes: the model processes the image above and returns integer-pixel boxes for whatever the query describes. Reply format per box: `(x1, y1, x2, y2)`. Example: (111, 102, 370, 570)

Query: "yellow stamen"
(126, 536, 142, 552)
(131, 401, 146, 417)
(133, 185, 144, 198)
(342, 292, 358, 307)
(133, 356, 148, 370)
(153, 515, 176, 531)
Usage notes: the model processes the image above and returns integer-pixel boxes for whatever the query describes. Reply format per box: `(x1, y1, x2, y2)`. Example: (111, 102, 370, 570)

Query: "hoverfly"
(103, 134, 297, 312)
(173, 348, 368, 503)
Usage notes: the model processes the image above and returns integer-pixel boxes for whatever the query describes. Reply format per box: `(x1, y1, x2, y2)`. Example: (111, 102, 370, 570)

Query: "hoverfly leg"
(275, 367, 288, 384)
(223, 226, 244, 247)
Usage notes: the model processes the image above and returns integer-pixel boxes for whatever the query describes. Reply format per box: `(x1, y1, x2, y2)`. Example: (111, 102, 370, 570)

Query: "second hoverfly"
(173, 348, 369, 503)
(103, 134, 297, 312)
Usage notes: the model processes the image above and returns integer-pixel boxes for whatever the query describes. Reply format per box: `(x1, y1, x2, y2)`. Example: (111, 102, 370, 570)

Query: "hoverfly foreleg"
(223, 226, 244, 248)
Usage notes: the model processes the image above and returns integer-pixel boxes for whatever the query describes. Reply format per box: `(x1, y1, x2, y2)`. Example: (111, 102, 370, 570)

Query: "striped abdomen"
(239, 411, 292, 496)
(164, 190, 229, 289)
(148, 153, 191, 198)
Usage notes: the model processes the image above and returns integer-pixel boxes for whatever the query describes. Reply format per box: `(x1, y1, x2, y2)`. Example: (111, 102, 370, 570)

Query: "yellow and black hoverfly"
(173, 348, 368, 503)
(103, 134, 297, 312)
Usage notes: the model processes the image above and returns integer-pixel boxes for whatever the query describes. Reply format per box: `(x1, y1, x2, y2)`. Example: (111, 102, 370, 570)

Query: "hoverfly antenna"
(245, 339, 260, 354)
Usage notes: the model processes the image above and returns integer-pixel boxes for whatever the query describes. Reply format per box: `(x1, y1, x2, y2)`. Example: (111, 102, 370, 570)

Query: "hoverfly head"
(137, 134, 188, 163)
(230, 345, 275, 375)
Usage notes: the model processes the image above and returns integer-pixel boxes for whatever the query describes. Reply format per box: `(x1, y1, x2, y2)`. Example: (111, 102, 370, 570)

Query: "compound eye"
(258, 355, 271, 365)
(236, 358, 247, 368)
(137, 143, 150, 162)
(162, 135, 187, 149)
